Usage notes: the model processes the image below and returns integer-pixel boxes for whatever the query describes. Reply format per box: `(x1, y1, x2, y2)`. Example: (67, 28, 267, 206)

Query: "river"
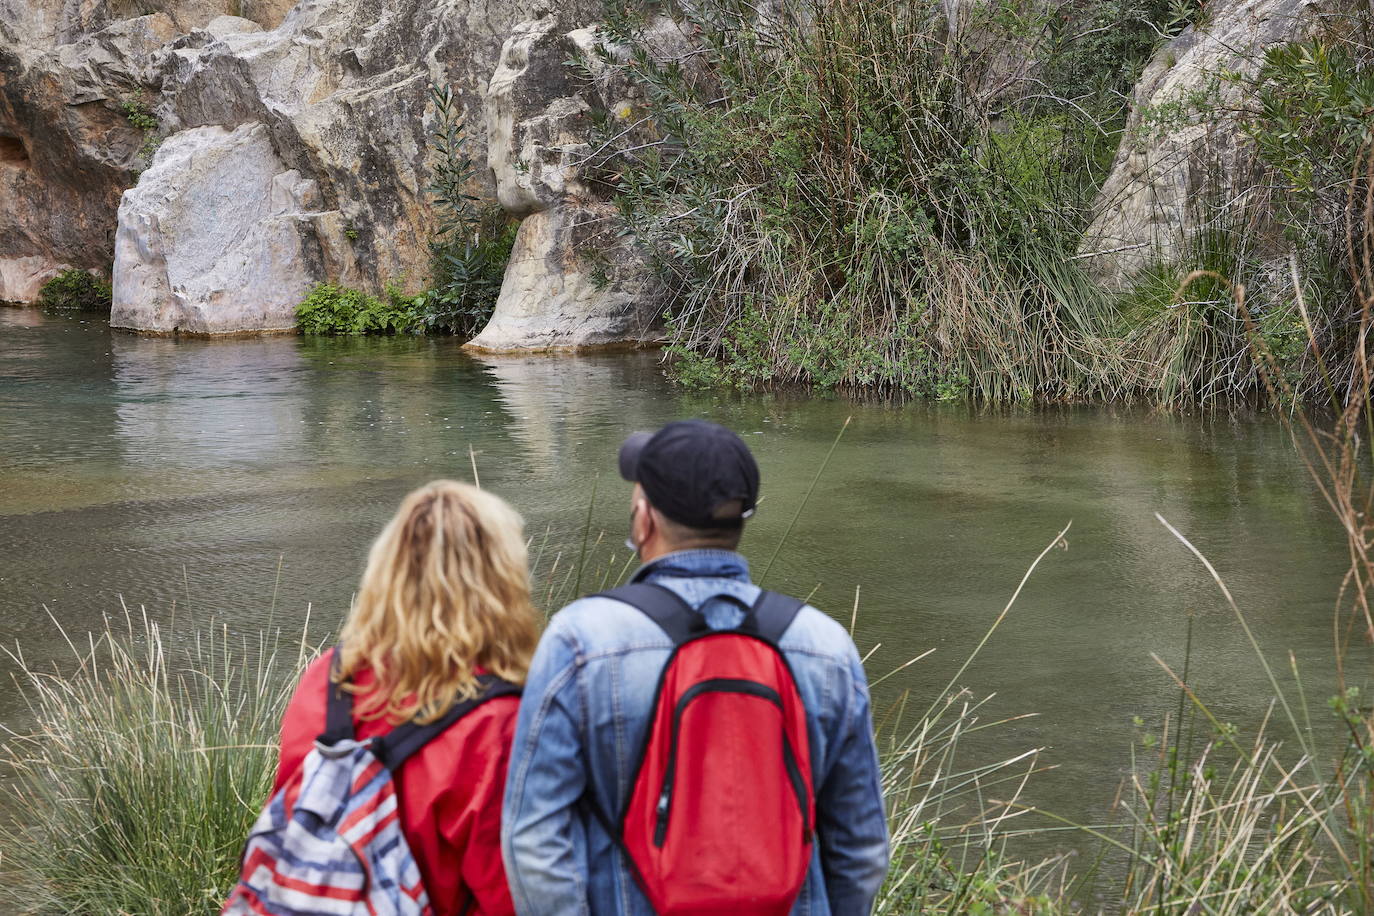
(0, 306, 1364, 874)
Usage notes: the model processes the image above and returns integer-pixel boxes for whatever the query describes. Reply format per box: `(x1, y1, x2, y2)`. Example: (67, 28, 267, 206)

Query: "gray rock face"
(0, 14, 168, 302)
(111, 122, 352, 334)
(1080, 0, 1330, 283)
(1, 0, 290, 48)
(2, 0, 602, 329)
(0, 0, 302, 304)
(466, 12, 666, 352)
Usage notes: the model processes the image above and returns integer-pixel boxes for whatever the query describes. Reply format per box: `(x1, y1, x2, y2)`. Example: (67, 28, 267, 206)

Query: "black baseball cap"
(618, 420, 760, 529)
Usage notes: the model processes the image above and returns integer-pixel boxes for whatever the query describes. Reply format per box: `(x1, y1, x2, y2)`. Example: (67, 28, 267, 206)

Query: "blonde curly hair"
(335, 480, 538, 724)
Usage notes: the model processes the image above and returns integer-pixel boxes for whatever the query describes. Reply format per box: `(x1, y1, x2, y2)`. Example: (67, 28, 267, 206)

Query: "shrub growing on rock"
(37, 270, 113, 312)
(294, 283, 420, 336)
(416, 216, 517, 338)
(416, 84, 515, 340)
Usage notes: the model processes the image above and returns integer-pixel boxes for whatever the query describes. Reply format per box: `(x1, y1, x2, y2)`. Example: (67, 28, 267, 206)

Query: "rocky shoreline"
(0, 0, 1343, 349)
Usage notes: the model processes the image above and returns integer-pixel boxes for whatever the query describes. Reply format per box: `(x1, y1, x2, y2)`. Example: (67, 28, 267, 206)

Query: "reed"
(0, 604, 315, 914)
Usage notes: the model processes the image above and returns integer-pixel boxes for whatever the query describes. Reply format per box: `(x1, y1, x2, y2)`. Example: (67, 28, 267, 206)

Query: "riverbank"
(1, 515, 1369, 913)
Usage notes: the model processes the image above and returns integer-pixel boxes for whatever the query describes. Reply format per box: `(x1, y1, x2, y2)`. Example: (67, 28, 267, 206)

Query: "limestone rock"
(3, 0, 597, 325)
(0, 256, 72, 303)
(467, 11, 667, 352)
(0, 16, 159, 303)
(0, 0, 289, 49)
(1079, 0, 1330, 283)
(468, 206, 660, 351)
(110, 122, 354, 334)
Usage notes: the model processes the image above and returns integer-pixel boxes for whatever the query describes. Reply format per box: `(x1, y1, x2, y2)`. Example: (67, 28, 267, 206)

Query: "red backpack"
(592, 583, 814, 916)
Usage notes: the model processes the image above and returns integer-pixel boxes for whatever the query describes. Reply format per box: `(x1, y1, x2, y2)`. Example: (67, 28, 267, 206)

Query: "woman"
(271, 481, 538, 916)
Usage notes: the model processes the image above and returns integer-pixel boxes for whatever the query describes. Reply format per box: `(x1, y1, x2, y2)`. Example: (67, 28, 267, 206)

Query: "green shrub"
(0, 613, 309, 914)
(294, 283, 421, 336)
(418, 84, 515, 339)
(37, 270, 112, 312)
(416, 214, 517, 338)
(120, 89, 162, 166)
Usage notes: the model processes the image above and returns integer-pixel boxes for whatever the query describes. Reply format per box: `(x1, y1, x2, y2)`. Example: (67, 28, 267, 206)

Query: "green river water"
(1, 306, 1366, 871)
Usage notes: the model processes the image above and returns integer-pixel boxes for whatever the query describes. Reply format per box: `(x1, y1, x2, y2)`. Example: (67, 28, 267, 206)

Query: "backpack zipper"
(653, 678, 808, 846)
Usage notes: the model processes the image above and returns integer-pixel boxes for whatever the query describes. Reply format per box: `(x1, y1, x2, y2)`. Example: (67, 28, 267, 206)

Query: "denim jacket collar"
(630, 548, 752, 584)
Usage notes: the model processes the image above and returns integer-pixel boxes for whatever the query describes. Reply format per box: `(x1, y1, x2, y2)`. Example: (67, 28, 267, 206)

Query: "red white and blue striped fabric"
(222, 735, 432, 916)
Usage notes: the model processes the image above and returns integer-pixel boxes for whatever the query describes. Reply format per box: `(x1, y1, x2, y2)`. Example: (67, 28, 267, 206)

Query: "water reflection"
(473, 351, 673, 466)
(112, 333, 308, 468)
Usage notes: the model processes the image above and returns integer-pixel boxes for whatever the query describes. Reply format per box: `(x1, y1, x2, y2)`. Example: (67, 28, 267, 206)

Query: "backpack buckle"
(313, 736, 372, 759)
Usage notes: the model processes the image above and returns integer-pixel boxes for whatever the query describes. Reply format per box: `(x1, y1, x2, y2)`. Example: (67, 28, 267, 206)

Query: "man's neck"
(639, 541, 727, 564)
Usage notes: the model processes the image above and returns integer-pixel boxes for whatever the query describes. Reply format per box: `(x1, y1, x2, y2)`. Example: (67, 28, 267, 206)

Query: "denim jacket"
(502, 549, 890, 915)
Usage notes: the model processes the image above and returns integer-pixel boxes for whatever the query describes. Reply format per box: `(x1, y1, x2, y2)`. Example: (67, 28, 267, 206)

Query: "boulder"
(110, 122, 353, 334)
(1079, 0, 1331, 283)
(466, 12, 667, 352)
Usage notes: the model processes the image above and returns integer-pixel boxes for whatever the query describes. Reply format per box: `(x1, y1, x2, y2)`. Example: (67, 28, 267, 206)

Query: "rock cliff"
(1079, 0, 1333, 282)
(0, 0, 1352, 343)
(465, 11, 666, 352)
(0, 0, 596, 330)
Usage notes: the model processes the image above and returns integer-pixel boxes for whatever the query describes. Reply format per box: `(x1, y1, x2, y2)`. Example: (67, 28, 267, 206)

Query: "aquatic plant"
(580, 0, 1374, 406)
(294, 283, 421, 336)
(577, 0, 1142, 398)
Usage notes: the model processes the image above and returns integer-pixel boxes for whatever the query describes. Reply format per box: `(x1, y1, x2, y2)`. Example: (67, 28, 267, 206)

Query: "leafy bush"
(37, 270, 112, 312)
(417, 84, 516, 339)
(294, 283, 420, 336)
(1243, 38, 1374, 232)
(416, 214, 517, 338)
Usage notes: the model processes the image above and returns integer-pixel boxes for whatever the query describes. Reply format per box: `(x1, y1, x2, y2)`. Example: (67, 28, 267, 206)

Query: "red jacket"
(274, 650, 518, 916)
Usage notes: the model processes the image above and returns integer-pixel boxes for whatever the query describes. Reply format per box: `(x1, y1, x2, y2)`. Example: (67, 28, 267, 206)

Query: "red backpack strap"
(595, 583, 710, 645)
(745, 590, 806, 645)
(372, 675, 522, 771)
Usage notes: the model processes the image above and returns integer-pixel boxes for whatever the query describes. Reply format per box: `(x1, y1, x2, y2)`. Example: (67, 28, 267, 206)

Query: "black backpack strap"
(373, 674, 522, 771)
(594, 583, 707, 645)
(319, 645, 355, 745)
(747, 590, 806, 644)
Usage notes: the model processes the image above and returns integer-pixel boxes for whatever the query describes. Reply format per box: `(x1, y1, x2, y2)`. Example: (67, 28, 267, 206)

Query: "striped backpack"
(223, 670, 519, 916)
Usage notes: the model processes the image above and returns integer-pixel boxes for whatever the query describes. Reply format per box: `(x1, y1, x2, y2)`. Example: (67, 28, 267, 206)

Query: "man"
(502, 419, 889, 914)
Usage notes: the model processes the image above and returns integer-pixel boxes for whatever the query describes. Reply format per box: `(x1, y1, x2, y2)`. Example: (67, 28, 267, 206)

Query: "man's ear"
(630, 496, 650, 547)
(636, 498, 656, 545)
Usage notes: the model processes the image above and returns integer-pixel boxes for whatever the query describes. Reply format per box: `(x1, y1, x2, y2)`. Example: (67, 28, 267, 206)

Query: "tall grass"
(0, 605, 314, 914)
(0, 526, 1079, 913)
(584, 0, 1131, 399)
(875, 526, 1075, 913)
(575, 0, 1374, 406)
